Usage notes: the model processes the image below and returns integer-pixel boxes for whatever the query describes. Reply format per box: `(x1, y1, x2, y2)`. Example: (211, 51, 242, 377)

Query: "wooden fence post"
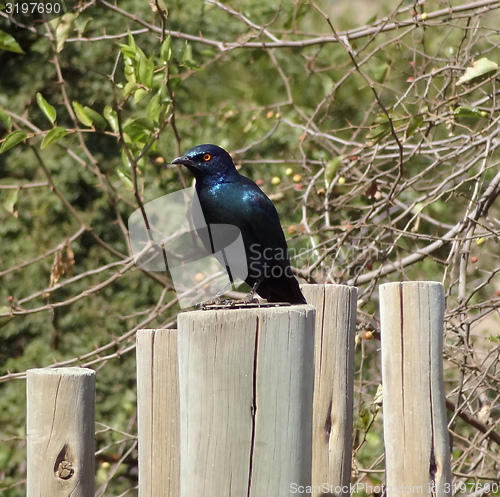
(136, 328, 180, 497)
(380, 282, 452, 497)
(26, 367, 95, 497)
(173, 304, 315, 497)
(302, 284, 357, 497)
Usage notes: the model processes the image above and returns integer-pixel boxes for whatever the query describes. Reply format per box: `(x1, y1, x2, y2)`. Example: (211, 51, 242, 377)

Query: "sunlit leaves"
(453, 106, 487, 118)
(54, 13, 76, 53)
(117, 167, 134, 190)
(137, 52, 154, 89)
(36, 93, 57, 124)
(147, 92, 162, 123)
(104, 106, 119, 132)
(457, 57, 499, 85)
(160, 35, 172, 64)
(72, 101, 93, 127)
(0, 130, 27, 153)
(325, 156, 343, 184)
(41, 127, 68, 149)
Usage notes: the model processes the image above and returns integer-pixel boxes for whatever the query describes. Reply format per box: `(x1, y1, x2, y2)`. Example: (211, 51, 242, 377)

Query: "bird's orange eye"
(203, 153, 212, 162)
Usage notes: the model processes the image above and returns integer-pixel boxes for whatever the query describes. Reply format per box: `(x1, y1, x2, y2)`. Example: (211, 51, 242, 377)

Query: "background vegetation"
(1, 0, 499, 494)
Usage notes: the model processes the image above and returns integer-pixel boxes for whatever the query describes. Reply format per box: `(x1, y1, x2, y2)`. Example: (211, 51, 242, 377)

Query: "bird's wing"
(236, 177, 291, 256)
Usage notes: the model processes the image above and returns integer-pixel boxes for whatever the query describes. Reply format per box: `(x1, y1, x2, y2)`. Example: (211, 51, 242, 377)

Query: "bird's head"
(171, 144, 237, 182)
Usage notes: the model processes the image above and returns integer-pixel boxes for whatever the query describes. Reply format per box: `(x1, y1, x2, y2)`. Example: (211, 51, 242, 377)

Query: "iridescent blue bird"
(172, 144, 307, 305)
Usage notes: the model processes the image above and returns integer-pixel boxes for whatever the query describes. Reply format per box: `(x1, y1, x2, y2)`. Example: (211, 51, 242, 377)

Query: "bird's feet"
(196, 296, 230, 309)
(228, 284, 261, 307)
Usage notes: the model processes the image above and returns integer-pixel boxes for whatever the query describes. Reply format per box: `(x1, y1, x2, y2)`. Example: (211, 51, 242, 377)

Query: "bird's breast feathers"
(198, 180, 275, 224)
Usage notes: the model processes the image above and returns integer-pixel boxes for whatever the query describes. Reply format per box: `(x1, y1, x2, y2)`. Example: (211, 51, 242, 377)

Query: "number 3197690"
(5, 2, 61, 14)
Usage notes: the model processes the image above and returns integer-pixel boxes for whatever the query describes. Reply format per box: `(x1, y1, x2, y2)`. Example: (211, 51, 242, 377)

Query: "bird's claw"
(230, 296, 259, 307)
(196, 296, 233, 309)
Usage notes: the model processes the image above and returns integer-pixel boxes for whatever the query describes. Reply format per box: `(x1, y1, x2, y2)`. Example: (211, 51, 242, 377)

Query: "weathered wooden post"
(380, 282, 452, 497)
(302, 284, 357, 497)
(27, 367, 95, 497)
(136, 304, 315, 497)
(136, 328, 180, 497)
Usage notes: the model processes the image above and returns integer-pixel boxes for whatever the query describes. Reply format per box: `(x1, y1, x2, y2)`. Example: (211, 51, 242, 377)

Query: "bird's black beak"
(171, 155, 195, 167)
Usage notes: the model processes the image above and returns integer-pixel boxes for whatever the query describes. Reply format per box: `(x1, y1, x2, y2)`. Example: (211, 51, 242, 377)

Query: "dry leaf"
(50, 245, 65, 287)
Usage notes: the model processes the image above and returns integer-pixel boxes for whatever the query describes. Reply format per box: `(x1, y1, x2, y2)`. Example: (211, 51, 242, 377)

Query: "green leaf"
(169, 76, 182, 92)
(128, 32, 137, 54)
(74, 16, 92, 36)
(159, 102, 171, 123)
(72, 101, 93, 127)
(117, 168, 134, 190)
(137, 53, 154, 89)
(453, 105, 487, 118)
(147, 92, 161, 122)
(104, 106, 119, 132)
(160, 35, 172, 64)
(0, 130, 27, 154)
(366, 124, 390, 143)
(180, 43, 201, 70)
(48, 16, 61, 31)
(123, 81, 137, 97)
(4, 189, 18, 213)
(41, 127, 68, 149)
(122, 119, 153, 149)
(325, 156, 343, 184)
(83, 107, 107, 130)
(372, 113, 390, 125)
(55, 13, 75, 53)
(36, 93, 57, 124)
(134, 44, 146, 65)
(124, 118, 155, 133)
(404, 115, 424, 140)
(134, 88, 148, 104)
(0, 30, 25, 54)
(119, 45, 137, 62)
(123, 58, 136, 83)
(0, 104, 12, 130)
(458, 57, 499, 85)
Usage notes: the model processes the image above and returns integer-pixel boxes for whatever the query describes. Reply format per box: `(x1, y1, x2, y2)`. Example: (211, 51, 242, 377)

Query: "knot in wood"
(56, 461, 74, 480)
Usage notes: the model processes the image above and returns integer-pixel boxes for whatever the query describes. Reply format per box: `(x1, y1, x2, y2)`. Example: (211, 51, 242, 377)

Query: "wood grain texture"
(26, 367, 95, 497)
(177, 304, 315, 497)
(302, 284, 357, 497)
(137, 329, 180, 497)
(380, 282, 452, 497)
